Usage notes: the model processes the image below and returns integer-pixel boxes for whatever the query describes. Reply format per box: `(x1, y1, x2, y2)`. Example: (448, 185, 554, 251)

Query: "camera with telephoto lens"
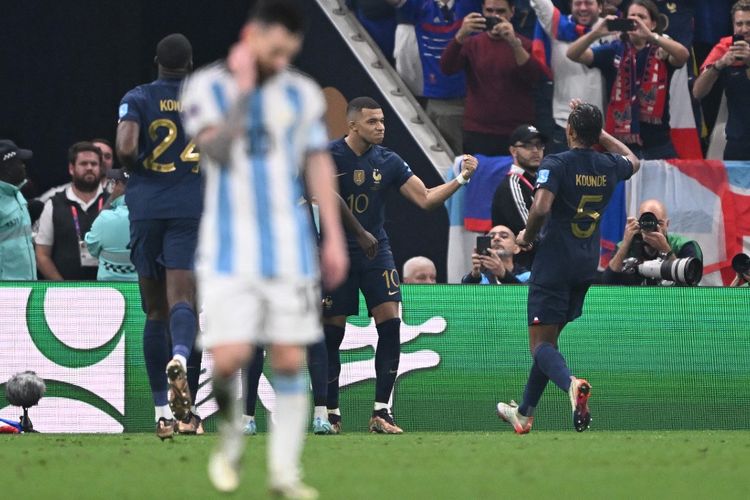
(732, 253, 750, 275)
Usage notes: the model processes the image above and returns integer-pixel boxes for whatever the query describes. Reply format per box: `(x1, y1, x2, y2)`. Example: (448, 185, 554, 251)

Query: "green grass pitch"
(2, 431, 749, 499)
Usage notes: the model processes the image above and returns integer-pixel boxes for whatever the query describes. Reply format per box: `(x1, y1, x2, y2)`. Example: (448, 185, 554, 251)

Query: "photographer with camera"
(440, 0, 544, 155)
(604, 199, 703, 285)
(462, 224, 530, 284)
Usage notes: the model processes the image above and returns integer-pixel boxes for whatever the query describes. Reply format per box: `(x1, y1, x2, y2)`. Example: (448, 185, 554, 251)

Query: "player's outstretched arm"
(399, 154, 478, 210)
(306, 151, 349, 291)
(116, 121, 140, 172)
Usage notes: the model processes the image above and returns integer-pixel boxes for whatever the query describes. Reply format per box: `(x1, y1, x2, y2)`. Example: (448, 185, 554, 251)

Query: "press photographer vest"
(49, 190, 106, 280)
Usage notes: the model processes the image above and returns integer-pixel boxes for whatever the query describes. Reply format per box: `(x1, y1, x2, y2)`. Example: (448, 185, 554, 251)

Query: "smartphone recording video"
(476, 235, 492, 256)
(606, 18, 636, 32)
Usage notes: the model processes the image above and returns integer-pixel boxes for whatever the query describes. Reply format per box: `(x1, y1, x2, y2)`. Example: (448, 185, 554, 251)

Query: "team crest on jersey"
(353, 170, 366, 186)
(322, 296, 333, 310)
(372, 169, 382, 185)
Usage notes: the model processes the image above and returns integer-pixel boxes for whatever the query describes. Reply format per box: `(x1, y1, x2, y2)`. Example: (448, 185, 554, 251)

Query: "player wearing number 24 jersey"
(116, 34, 203, 439)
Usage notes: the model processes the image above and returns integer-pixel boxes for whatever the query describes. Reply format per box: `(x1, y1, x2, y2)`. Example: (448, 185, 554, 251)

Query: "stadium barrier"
(1, 282, 748, 432)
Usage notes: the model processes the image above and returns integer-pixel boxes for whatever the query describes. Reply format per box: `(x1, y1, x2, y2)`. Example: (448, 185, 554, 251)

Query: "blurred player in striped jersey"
(180, 1, 348, 497)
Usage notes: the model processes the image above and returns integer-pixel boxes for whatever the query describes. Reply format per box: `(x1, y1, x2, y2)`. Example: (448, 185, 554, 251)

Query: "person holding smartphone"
(462, 225, 530, 284)
(566, 0, 690, 160)
(441, 0, 544, 155)
(693, 0, 750, 161)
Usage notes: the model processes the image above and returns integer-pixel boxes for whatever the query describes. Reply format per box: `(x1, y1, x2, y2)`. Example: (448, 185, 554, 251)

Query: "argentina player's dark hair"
(346, 97, 382, 120)
(249, 0, 305, 34)
(568, 102, 602, 148)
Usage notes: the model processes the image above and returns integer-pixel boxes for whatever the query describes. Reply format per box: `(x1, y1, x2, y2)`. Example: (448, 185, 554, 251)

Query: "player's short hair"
(570, 0, 603, 6)
(568, 103, 602, 148)
(68, 141, 103, 165)
(249, 0, 305, 34)
(732, 0, 750, 18)
(346, 97, 382, 121)
(156, 33, 193, 70)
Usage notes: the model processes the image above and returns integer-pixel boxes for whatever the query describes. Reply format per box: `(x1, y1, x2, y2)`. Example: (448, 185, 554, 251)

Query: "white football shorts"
(199, 274, 323, 349)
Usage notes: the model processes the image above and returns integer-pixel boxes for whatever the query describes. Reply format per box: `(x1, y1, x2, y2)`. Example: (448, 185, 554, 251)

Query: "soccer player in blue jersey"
(323, 97, 478, 434)
(116, 34, 203, 439)
(496, 100, 640, 434)
(180, 1, 349, 496)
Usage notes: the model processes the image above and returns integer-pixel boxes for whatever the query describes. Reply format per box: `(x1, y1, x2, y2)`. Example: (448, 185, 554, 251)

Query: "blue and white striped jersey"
(180, 63, 328, 280)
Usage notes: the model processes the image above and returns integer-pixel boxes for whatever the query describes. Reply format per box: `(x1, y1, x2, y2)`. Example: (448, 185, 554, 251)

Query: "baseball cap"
(0, 140, 33, 164)
(509, 125, 547, 146)
(106, 168, 129, 182)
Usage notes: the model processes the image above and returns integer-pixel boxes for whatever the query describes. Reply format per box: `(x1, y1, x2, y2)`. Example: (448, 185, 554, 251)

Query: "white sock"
(269, 372, 308, 488)
(373, 402, 389, 412)
(328, 408, 340, 416)
(242, 415, 256, 426)
(172, 354, 188, 371)
(313, 405, 328, 420)
(156, 405, 174, 421)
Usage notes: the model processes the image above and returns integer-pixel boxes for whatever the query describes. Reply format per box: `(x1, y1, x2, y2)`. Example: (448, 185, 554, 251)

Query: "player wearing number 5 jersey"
(496, 101, 640, 435)
(116, 34, 203, 439)
(322, 96, 478, 434)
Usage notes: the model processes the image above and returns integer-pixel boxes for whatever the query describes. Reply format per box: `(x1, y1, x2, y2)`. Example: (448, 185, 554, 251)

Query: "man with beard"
(180, 1, 349, 495)
(35, 141, 106, 280)
(490, 124, 546, 267)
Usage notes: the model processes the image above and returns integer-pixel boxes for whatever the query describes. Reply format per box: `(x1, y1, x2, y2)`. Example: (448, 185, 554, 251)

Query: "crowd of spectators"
(2, 1, 749, 287)
(356, 0, 748, 161)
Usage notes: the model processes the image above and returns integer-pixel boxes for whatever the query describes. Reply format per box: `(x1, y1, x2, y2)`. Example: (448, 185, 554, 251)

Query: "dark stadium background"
(0, 0, 450, 281)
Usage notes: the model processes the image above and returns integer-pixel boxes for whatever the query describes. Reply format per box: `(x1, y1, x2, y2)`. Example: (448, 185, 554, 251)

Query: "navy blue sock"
(306, 339, 328, 407)
(533, 342, 572, 392)
(518, 360, 549, 417)
(142, 320, 169, 406)
(244, 348, 265, 416)
(186, 346, 203, 406)
(375, 318, 401, 404)
(324, 324, 345, 409)
(169, 302, 197, 360)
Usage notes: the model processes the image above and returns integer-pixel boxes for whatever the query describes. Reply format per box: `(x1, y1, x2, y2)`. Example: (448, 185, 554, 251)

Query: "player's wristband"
(456, 173, 470, 185)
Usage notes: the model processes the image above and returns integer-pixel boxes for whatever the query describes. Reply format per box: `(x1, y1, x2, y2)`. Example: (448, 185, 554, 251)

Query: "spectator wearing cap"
(0, 140, 36, 280)
(35, 141, 107, 280)
(85, 169, 137, 282)
(440, 0, 544, 155)
(490, 124, 545, 268)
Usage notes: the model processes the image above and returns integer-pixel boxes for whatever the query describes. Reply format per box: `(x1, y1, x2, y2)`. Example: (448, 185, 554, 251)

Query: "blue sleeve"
(118, 89, 142, 124)
(591, 40, 619, 70)
(535, 156, 562, 195)
(391, 153, 414, 188)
